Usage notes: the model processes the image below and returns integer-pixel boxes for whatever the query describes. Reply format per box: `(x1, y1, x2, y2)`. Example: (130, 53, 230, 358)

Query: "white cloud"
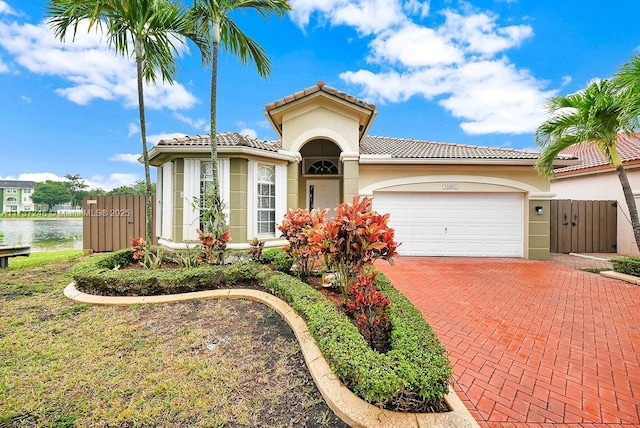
(173, 112, 208, 131)
(109, 153, 141, 164)
(0, 172, 66, 182)
(21, 95, 31, 103)
(127, 122, 139, 137)
(298, 0, 554, 135)
(87, 173, 140, 191)
(0, 19, 197, 109)
(0, 1, 16, 15)
(0, 57, 8, 73)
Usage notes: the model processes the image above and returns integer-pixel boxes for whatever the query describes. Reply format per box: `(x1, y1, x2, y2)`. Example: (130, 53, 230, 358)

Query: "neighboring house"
(0, 180, 36, 213)
(148, 82, 577, 260)
(550, 133, 640, 256)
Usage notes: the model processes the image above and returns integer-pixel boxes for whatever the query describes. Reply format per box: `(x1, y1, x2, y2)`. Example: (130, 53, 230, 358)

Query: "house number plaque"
(442, 183, 459, 190)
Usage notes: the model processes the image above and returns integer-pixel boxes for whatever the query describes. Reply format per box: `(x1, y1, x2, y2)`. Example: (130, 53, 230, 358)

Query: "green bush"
(611, 257, 640, 277)
(70, 251, 452, 409)
(262, 247, 294, 273)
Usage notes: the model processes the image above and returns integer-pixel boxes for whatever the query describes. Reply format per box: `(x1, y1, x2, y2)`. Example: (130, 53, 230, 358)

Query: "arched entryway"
(299, 139, 342, 211)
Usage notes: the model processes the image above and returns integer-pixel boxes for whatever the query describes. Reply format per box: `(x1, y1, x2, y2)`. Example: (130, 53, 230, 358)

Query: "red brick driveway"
(376, 257, 640, 428)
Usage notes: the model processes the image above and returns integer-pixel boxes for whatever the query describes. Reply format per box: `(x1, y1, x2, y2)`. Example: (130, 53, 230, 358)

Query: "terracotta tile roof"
(361, 136, 543, 160)
(264, 81, 376, 113)
(157, 132, 281, 152)
(554, 133, 640, 174)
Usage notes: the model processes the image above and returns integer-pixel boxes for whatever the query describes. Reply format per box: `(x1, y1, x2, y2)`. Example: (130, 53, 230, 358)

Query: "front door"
(307, 180, 340, 213)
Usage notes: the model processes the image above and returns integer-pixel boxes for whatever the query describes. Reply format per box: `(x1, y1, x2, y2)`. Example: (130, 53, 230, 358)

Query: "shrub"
(262, 247, 294, 273)
(278, 208, 327, 278)
(248, 237, 265, 262)
(611, 257, 640, 277)
(196, 227, 231, 265)
(345, 271, 391, 352)
(70, 253, 452, 409)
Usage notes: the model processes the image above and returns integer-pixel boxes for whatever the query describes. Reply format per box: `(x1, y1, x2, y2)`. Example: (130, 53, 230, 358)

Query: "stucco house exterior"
(148, 82, 577, 260)
(0, 180, 36, 213)
(550, 133, 640, 256)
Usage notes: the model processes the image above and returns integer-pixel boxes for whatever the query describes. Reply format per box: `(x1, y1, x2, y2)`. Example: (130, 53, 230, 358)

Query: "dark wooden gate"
(82, 195, 156, 252)
(550, 199, 617, 253)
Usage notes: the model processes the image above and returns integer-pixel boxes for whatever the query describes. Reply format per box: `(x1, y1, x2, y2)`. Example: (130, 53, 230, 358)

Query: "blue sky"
(1, 0, 639, 190)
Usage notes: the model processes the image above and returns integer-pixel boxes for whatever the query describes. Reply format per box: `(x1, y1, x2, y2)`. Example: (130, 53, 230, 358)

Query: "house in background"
(0, 180, 36, 213)
(551, 134, 640, 256)
(148, 82, 578, 260)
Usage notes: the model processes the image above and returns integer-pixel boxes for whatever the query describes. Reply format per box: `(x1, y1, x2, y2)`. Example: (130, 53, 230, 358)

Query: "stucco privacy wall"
(552, 169, 640, 256)
(359, 164, 553, 259)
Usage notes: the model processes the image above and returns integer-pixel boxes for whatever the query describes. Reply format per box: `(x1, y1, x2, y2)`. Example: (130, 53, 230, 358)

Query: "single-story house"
(148, 82, 577, 260)
(551, 133, 640, 256)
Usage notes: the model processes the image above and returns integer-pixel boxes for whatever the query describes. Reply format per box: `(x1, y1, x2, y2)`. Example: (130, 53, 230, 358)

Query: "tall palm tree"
(615, 54, 640, 130)
(189, 0, 291, 232)
(535, 79, 640, 249)
(47, 0, 207, 244)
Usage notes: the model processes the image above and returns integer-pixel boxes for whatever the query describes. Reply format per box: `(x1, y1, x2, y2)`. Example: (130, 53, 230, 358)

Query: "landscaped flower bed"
(71, 249, 453, 412)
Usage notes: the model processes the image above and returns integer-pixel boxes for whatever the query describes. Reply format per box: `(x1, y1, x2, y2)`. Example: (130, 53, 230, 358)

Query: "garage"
(373, 192, 524, 257)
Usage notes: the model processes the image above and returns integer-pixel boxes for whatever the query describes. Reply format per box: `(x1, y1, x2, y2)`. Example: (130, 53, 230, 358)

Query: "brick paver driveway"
(376, 257, 640, 428)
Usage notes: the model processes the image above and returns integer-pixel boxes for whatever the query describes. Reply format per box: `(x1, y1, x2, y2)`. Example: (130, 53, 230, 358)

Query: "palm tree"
(189, 0, 291, 232)
(47, 0, 207, 244)
(615, 54, 640, 130)
(535, 79, 640, 249)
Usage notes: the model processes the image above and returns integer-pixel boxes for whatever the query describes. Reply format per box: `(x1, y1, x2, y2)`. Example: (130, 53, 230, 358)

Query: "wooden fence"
(82, 195, 155, 253)
(550, 199, 617, 254)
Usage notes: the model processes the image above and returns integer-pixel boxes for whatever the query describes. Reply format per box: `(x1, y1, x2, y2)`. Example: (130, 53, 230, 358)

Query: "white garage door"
(373, 192, 523, 257)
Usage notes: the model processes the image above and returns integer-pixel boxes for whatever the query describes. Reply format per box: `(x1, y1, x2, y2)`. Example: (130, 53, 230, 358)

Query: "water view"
(0, 219, 83, 252)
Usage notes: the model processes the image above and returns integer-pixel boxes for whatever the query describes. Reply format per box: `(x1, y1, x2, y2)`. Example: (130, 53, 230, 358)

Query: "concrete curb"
(64, 283, 479, 428)
(600, 270, 640, 285)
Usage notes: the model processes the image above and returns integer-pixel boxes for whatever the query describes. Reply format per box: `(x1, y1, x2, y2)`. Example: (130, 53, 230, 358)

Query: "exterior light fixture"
(535, 206, 543, 216)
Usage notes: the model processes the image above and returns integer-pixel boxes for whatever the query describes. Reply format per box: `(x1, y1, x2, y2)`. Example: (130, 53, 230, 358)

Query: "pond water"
(0, 219, 83, 252)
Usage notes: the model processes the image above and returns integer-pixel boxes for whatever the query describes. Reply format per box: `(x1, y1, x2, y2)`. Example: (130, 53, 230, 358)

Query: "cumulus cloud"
(173, 112, 209, 131)
(0, 19, 197, 109)
(87, 173, 140, 190)
(0, 1, 16, 15)
(0, 57, 8, 73)
(109, 153, 141, 164)
(0, 172, 66, 182)
(127, 122, 139, 137)
(294, 0, 553, 135)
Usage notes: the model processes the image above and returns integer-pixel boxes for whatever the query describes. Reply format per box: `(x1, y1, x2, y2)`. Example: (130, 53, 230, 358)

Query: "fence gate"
(82, 195, 156, 252)
(550, 199, 617, 253)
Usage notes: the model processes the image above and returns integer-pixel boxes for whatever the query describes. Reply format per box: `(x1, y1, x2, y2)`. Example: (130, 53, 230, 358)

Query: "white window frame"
(247, 161, 286, 240)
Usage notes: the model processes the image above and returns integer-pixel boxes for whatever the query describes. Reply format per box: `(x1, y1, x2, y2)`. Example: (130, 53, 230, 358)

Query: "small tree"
(31, 181, 72, 212)
(64, 174, 88, 208)
(308, 196, 399, 301)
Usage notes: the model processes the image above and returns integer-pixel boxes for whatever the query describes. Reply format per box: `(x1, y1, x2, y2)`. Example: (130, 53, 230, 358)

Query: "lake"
(0, 219, 83, 252)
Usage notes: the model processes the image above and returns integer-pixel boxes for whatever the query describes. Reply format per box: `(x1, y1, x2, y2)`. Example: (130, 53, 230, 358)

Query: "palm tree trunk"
(136, 54, 153, 245)
(615, 165, 640, 251)
(209, 38, 220, 200)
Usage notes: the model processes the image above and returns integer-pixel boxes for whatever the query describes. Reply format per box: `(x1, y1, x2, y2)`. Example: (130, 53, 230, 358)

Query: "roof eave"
(147, 145, 295, 166)
(358, 156, 542, 166)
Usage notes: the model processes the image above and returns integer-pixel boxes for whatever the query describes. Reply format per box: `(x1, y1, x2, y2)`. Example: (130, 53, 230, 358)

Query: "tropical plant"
(63, 174, 88, 208)
(535, 79, 640, 249)
(278, 207, 327, 278)
(47, 0, 208, 244)
(308, 196, 399, 301)
(189, 0, 291, 231)
(196, 227, 230, 265)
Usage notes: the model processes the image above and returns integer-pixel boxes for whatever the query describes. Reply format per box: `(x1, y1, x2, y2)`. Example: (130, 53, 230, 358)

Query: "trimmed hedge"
(72, 250, 453, 408)
(611, 257, 640, 277)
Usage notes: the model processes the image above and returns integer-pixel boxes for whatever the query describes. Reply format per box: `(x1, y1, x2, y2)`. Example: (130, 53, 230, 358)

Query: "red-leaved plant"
(345, 271, 391, 352)
(308, 195, 399, 300)
(278, 208, 327, 278)
(196, 227, 231, 265)
(131, 236, 146, 264)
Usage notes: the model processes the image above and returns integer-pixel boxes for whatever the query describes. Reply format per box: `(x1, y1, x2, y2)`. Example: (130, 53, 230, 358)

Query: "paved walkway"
(376, 256, 640, 428)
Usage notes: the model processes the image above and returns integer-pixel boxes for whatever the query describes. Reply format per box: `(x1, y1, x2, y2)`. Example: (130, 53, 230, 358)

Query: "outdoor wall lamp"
(535, 206, 543, 216)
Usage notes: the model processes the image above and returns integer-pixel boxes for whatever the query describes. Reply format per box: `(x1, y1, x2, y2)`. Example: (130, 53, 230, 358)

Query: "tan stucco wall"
(281, 102, 361, 154)
(551, 168, 640, 256)
(528, 199, 550, 260)
(229, 158, 248, 244)
(173, 159, 185, 243)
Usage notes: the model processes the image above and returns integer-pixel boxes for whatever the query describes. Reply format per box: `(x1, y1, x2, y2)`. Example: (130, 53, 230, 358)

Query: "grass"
(0, 251, 346, 427)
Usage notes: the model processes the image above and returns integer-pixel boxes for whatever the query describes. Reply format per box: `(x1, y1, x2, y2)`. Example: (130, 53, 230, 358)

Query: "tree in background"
(108, 180, 156, 195)
(64, 173, 88, 208)
(47, 0, 208, 244)
(535, 79, 640, 250)
(31, 181, 72, 212)
(189, 0, 291, 233)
